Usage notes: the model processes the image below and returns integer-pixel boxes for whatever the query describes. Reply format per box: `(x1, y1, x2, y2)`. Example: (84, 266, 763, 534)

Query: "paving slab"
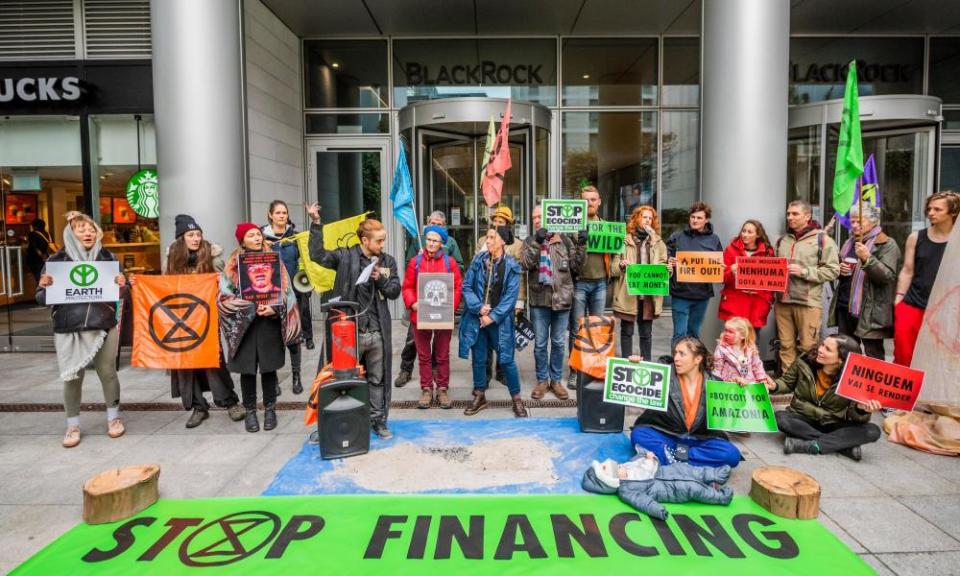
(874, 551, 960, 576)
(898, 495, 960, 542)
(820, 496, 960, 554)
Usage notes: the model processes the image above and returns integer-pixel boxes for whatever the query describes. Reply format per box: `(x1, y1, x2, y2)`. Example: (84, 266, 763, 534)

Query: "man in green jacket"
(774, 200, 840, 371)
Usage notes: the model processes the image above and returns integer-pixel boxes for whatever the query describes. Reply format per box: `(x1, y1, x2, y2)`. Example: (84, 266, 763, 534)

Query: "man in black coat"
(307, 203, 401, 439)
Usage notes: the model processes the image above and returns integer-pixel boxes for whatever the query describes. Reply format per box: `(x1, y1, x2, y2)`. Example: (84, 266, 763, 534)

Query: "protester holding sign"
(629, 337, 742, 468)
(459, 226, 528, 418)
(36, 211, 127, 448)
(567, 185, 612, 390)
(402, 225, 462, 409)
(309, 207, 401, 440)
(894, 191, 959, 366)
(611, 205, 667, 360)
(766, 334, 882, 461)
(719, 219, 775, 329)
(831, 204, 900, 360)
(666, 203, 724, 342)
(263, 200, 312, 397)
(774, 200, 840, 371)
(521, 205, 584, 400)
(163, 215, 244, 428)
(219, 223, 300, 434)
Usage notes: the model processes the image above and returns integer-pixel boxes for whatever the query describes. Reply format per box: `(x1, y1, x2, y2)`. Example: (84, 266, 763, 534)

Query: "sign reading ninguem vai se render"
(10, 495, 875, 575)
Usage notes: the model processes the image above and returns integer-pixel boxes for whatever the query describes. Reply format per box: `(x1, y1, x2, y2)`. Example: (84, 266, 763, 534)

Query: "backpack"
(776, 230, 826, 266)
(415, 252, 452, 274)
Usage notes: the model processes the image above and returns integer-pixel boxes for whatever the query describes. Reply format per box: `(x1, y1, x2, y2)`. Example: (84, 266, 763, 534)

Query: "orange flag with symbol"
(132, 274, 221, 369)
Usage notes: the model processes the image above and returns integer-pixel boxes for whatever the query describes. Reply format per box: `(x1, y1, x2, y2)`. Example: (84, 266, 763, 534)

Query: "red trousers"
(893, 301, 925, 367)
(413, 328, 451, 389)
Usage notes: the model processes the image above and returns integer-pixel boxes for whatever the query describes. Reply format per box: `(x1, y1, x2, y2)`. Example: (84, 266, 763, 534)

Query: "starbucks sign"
(125, 169, 159, 218)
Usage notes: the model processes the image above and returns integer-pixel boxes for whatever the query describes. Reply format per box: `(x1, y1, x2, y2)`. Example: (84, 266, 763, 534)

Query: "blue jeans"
(671, 297, 709, 342)
(531, 306, 569, 383)
(471, 324, 521, 396)
(630, 426, 741, 468)
(569, 279, 607, 349)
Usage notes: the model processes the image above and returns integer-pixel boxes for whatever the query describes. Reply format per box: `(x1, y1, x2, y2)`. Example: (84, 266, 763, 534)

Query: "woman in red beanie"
(718, 219, 775, 329)
(218, 223, 300, 432)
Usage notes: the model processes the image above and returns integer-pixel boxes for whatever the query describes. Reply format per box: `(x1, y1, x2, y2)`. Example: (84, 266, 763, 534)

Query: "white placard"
(43, 261, 120, 304)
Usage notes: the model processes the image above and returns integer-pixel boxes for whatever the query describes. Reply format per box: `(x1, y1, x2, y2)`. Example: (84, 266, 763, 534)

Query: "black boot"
(263, 404, 277, 431)
(291, 354, 303, 395)
(783, 437, 820, 455)
(244, 409, 260, 433)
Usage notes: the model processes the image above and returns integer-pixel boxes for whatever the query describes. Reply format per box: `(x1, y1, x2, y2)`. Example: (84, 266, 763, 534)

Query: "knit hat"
(422, 224, 448, 245)
(234, 222, 259, 245)
(491, 205, 514, 224)
(494, 225, 514, 246)
(175, 214, 201, 238)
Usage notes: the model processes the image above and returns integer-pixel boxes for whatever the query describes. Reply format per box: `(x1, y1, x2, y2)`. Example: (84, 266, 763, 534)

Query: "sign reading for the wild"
(541, 199, 587, 233)
(837, 353, 924, 411)
(132, 274, 221, 370)
(11, 495, 875, 575)
(735, 257, 789, 292)
(417, 272, 455, 330)
(626, 264, 670, 296)
(706, 381, 779, 433)
(42, 261, 120, 304)
(586, 221, 626, 254)
(603, 357, 671, 411)
(238, 252, 282, 306)
(676, 251, 724, 283)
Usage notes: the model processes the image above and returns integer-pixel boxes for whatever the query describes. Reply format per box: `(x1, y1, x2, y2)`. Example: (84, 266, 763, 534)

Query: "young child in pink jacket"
(713, 316, 775, 389)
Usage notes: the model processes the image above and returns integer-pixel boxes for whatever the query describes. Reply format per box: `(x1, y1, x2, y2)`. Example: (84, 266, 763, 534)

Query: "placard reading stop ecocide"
(43, 261, 120, 304)
(541, 199, 587, 233)
(603, 357, 672, 411)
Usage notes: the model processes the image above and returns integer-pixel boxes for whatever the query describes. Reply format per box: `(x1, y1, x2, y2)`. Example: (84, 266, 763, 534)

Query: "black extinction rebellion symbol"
(179, 511, 282, 567)
(148, 293, 211, 353)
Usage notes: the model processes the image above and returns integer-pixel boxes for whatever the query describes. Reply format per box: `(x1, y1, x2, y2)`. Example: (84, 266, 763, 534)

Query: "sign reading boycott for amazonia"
(837, 352, 925, 411)
(586, 221, 626, 253)
(11, 495, 875, 575)
(42, 261, 120, 304)
(676, 251, 724, 283)
(541, 199, 587, 233)
(132, 274, 221, 370)
(706, 380, 779, 433)
(626, 264, 670, 296)
(603, 357, 671, 411)
(735, 257, 789, 292)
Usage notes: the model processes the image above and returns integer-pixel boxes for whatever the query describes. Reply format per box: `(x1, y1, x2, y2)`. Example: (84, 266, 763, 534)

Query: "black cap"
(494, 225, 514, 246)
(175, 214, 202, 238)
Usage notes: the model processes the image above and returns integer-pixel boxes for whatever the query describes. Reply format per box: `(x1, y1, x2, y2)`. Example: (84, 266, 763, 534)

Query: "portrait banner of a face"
(238, 251, 282, 306)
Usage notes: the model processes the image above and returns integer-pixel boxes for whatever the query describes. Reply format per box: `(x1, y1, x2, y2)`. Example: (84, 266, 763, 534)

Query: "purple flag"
(839, 153, 880, 230)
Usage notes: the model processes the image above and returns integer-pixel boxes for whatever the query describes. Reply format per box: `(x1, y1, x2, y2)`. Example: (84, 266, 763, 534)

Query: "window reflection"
(562, 38, 657, 107)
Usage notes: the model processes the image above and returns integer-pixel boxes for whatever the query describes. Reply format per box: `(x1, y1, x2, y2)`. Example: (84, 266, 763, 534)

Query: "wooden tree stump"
(749, 465, 820, 519)
(83, 464, 160, 525)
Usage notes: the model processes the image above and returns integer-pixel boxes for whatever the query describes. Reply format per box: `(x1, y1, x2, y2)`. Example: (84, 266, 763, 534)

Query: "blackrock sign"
(11, 495, 875, 575)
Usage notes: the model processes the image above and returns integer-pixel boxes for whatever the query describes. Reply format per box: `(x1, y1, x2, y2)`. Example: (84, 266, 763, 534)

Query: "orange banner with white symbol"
(132, 274, 220, 369)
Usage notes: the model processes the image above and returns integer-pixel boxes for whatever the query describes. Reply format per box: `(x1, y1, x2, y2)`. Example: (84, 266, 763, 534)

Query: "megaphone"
(292, 270, 314, 293)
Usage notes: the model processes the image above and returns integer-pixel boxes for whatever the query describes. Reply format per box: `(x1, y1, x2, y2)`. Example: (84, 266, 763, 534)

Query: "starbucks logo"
(70, 264, 99, 287)
(125, 169, 159, 218)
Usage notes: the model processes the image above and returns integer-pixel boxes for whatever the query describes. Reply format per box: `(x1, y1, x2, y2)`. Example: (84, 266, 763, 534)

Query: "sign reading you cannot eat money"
(541, 199, 587, 233)
(42, 261, 120, 304)
(706, 380, 778, 433)
(676, 251, 724, 283)
(586, 221, 626, 254)
(626, 264, 670, 296)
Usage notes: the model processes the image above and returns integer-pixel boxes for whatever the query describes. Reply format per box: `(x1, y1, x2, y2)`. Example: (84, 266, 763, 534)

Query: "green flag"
(832, 60, 864, 215)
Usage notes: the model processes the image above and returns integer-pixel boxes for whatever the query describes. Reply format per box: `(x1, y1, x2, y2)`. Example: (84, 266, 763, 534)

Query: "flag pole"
(399, 135, 423, 253)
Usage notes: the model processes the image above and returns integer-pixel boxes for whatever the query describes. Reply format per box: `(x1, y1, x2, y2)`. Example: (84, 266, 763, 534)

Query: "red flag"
(481, 100, 512, 207)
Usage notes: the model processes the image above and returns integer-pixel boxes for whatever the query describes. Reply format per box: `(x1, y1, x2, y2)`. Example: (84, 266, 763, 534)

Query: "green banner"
(706, 380, 779, 433)
(12, 495, 872, 575)
(626, 264, 670, 296)
(586, 221, 626, 253)
(603, 357, 671, 410)
(541, 199, 588, 233)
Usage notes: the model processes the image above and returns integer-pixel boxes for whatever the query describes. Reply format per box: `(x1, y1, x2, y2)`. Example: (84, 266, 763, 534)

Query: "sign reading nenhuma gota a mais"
(603, 357, 671, 410)
(541, 199, 587, 233)
(11, 495, 874, 575)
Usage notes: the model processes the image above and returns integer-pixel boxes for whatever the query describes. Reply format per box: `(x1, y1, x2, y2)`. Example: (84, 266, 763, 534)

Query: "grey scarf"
(55, 223, 110, 381)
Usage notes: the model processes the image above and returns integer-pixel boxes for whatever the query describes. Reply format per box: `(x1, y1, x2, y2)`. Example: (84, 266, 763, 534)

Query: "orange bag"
(568, 314, 616, 380)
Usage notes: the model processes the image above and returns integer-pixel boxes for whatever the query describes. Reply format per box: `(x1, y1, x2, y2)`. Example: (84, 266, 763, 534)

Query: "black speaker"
(577, 371, 625, 433)
(318, 378, 370, 459)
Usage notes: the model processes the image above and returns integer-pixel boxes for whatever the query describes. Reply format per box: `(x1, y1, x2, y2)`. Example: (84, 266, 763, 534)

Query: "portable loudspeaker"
(577, 371, 625, 433)
(292, 270, 314, 293)
(318, 378, 369, 459)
